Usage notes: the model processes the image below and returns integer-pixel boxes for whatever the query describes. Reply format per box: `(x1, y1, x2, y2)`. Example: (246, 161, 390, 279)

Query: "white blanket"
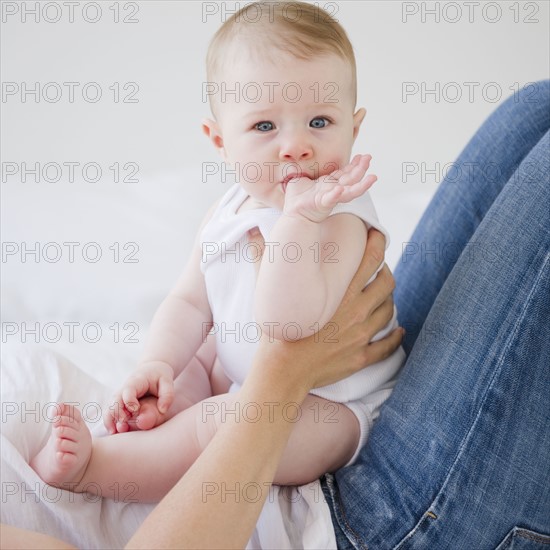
(2, 168, 430, 547)
(0, 344, 336, 549)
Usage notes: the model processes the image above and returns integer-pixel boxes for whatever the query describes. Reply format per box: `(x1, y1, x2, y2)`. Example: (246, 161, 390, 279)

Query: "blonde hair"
(206, 1, 357, 113)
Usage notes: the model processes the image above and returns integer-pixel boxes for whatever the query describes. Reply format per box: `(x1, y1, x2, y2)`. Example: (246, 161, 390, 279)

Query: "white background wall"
(1, 1, 549, 367)
(3, 1, 549, 176)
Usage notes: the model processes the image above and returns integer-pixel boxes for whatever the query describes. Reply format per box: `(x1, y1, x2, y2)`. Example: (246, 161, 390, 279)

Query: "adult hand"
(253, 227, 403, 393)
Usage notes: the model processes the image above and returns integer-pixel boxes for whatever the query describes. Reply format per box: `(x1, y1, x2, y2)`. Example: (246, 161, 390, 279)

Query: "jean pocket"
(495, 526, 550, 549)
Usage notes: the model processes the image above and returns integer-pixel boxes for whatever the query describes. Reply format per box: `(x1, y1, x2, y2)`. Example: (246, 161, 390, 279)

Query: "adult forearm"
(0, 524, 76, 550)
(126, 351, 309, 549)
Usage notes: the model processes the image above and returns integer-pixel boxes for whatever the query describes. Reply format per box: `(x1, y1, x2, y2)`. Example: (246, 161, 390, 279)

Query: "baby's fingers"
(156, 376, 175, 414)
(104, 393, 130, 434)
(338, 158, 371, 187)
(329, 154, 363, 181)
(341, 174, 377, 202)
(103, 403, 117, 435)
(319, 185, 345, 208)
(320, 174, 376, 209)
(121, 386, 141, 417)
(341, 155, 371, 180)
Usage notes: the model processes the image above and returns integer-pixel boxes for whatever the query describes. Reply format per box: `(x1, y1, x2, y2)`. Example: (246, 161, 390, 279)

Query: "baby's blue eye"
(310, 117, 329, 128)
(255, 121, 274, 132)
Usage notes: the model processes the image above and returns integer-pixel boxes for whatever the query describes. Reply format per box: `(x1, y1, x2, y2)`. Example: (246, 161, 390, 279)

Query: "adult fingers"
(356, 263, 396, 320)
(345, 229, 386, 298)
(363, 296, 395, 341)
(363, 327, 405, 366)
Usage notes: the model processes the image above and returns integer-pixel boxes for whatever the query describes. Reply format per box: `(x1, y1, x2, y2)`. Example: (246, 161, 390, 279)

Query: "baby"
(31, 1, 405, 502)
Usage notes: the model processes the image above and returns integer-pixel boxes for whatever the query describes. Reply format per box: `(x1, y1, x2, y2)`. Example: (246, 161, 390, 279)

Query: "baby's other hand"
(103, 361, 175, 434)
(283, 154, 377, 223)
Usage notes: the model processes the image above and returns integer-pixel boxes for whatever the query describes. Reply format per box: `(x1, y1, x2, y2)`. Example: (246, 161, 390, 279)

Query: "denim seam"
(393, 250, 550, 549)
(326, 474, 369, 550)
(516, 530, 550, 544)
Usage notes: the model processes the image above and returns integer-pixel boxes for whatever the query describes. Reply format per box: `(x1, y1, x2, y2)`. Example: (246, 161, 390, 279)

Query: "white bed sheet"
(0, 343, 336, 549)
(0, 344, 155, 548)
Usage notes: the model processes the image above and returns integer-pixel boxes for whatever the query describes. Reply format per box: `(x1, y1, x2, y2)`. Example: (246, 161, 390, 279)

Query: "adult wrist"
(246, 338, 312, 405)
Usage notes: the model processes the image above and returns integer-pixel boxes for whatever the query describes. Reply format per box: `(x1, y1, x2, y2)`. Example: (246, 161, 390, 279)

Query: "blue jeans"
(322, 80, 550, 549)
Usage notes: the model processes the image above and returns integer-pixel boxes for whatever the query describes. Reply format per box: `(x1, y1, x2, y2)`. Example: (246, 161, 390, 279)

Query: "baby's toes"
(134, 413, 158, 431)
(55, 421, 80, 440)
(55, 431, 80, 454)
(30, 403, 92, 488)
(55, 449, 79, 470)
(52, 403, 82, 427)
(115, 420, 131, 433)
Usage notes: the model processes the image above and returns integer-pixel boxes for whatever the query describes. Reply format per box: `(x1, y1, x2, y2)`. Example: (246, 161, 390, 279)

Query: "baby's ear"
(352, 108, 366, 140)
(202, 118, 226, 158)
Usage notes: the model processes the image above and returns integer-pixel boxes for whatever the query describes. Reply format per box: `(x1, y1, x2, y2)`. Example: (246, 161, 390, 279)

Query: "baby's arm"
(106, 203, 218, 432)
(255, 155, 374, 340)
(140, 243, 212, 377)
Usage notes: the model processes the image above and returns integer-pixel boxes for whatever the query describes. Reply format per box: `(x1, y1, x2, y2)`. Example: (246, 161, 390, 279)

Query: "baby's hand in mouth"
(282, 155, 377, 223)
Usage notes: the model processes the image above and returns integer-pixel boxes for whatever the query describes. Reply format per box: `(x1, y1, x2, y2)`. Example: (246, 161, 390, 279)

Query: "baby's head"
(203, 1, 366, 209)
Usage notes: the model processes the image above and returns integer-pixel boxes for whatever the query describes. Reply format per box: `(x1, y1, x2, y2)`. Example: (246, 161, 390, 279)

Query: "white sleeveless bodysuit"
(200, 183, 406, 464)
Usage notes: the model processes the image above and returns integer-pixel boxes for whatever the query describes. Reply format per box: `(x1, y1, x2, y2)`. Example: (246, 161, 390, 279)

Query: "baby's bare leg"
(273, 395, 360, 486)
(33, 393, 355, 502)
(209, 357, 232, 396)
(195, 393, 360, 486)
(104, 394, 358, 497)
(38, 395, 235, 502)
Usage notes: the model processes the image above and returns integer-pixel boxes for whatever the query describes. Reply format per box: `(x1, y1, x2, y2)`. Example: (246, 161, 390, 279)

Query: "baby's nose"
(279, 134, 313, 162)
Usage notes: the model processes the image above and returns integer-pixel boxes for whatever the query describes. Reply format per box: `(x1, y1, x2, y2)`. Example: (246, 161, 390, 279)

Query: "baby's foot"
(124, 396, 168, 431)
(30, 403, 92, 491)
